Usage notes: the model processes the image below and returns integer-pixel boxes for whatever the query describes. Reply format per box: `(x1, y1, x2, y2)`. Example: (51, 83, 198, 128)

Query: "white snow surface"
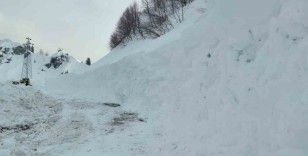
(0, 39, 20, 51)
(1, 0, 308, 155)
(0, 50, 88, 84)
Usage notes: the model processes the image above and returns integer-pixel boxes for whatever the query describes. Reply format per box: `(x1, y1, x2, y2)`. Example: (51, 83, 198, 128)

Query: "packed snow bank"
(39, 0, 308, 155)
(215, 0, 279, 24)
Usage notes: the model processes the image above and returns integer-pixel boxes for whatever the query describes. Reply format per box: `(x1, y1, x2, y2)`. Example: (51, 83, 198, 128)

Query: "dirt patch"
(0, 123, 33, 133)
(104, 103, 121, 107)
(110, 112, 145, 126)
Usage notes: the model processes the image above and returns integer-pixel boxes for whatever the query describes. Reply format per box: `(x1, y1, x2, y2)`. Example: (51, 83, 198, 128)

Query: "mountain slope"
(41, 0, 308, 155)
(0, 40, 88, 84)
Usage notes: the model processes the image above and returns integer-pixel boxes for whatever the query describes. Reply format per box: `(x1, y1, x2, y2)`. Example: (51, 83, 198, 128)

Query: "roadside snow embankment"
(43, 0, 308, 155)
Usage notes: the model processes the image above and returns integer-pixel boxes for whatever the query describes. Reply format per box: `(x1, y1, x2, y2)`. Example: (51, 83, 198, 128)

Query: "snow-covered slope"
(0, 39, 20, 64)
(39, 0, 308, 155)
(0, 45, 88, 84)
(0, 39, 20, 53)
(1, 0, 308, 155)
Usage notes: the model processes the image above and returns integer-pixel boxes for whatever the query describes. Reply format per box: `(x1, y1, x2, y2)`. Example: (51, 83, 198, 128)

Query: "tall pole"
(21, 37, 33, 85)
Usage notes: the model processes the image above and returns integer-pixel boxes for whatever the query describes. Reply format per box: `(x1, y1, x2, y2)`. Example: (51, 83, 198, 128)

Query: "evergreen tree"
(86, 58, 91, 66)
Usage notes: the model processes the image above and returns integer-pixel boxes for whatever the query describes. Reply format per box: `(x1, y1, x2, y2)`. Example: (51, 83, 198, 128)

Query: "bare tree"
(109, 2, 141, 49)
(109, 0, 194, 49)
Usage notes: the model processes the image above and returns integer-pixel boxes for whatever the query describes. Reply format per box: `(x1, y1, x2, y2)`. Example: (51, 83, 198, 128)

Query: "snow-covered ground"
(0, 40, 88, 84)
(1, 0, 308, 155)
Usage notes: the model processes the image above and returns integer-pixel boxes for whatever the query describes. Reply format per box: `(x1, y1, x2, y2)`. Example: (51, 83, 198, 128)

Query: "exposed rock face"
(45, 53, 70, 69)
(12, 46, 27, 55)
(0, 39, 25, 64)
(0, 39, 21, 55)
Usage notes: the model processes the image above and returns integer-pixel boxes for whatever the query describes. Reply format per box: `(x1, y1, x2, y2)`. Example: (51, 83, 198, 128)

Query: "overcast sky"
(0, 0, 137, 62)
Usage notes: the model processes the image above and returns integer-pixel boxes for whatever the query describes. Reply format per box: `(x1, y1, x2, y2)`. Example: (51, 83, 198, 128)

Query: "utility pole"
(21, 37, 33, 86)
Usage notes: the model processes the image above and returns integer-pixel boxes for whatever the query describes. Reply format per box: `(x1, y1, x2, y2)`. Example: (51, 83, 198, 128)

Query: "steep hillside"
(41, 0, 308, 155)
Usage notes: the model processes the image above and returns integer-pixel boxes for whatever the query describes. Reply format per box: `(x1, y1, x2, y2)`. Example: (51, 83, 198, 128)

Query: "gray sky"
(0, 0, 137, 62)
